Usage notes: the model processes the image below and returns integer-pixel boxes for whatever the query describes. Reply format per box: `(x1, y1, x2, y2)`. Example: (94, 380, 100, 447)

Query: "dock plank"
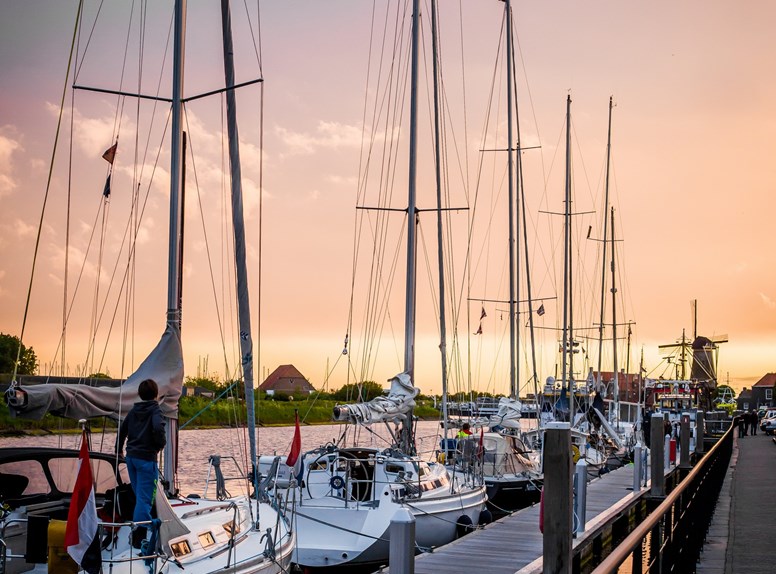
(407, 464, 643, 574)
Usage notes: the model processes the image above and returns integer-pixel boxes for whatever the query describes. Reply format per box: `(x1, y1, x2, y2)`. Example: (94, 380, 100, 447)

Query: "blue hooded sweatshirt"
(117, 400, 166, 461)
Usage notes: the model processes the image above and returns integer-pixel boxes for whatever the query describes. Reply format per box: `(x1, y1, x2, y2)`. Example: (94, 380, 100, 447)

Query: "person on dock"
(738, 413, 747, 437)
(749, 410, 758, 435)
(117, 378, 166, 549)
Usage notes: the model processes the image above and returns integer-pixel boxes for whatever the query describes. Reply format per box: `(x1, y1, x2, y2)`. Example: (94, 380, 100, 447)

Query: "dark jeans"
(126, 456, 158, 525)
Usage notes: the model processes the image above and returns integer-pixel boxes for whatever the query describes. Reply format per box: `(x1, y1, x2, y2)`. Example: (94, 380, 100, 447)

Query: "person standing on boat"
(117, 379, 166, 549)
(457, 422, 473, 439)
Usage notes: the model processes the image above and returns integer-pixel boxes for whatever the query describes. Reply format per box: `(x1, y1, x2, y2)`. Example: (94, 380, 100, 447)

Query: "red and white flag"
(65, 431, 102, 574)
(287, 411, 302, 481)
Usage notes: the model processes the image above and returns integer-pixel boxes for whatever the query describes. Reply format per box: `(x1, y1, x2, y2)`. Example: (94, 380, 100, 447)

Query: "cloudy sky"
(1, 1, 774, 396)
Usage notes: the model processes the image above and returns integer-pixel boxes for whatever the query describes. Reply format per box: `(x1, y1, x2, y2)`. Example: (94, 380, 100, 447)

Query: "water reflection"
(0, 420, 455, 494)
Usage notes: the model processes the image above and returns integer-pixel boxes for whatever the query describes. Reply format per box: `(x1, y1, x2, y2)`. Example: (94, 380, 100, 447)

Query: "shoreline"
(0, 416, 442, 437)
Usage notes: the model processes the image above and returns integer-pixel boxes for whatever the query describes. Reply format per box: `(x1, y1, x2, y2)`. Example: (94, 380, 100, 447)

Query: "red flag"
(287, 411, 302, 480)
(102, 142, 117, 164)
(477, 426, 485, 460)
(65, 432, 101, 574)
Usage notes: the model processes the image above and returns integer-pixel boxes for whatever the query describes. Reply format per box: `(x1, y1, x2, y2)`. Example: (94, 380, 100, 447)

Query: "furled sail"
(481, 397, 523, 429)
(332, 372, 419, 425)
(5, 325, 183, 421)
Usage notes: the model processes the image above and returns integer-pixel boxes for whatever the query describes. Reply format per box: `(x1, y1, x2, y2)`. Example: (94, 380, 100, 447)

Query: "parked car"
(762, 418, 776, 435)
(759, 408, 776, 432)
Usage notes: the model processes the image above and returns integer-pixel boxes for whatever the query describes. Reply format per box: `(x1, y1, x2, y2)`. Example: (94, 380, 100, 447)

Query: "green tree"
(0, 333, 38, 375)
(332, 381, 384, 402)
(184, 374, 224, 392)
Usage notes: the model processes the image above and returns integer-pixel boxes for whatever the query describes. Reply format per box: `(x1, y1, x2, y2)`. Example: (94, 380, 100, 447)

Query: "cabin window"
(766, 389, 773, 400)
(170, 540, 192, 557)
(198, 532, 216, 548)
(309, 459, 330, 472)
(385, 464, 404, 475)
(0, 460, 50, 497)
(49, 458, 119, 495)
(223, 520, 241, 536)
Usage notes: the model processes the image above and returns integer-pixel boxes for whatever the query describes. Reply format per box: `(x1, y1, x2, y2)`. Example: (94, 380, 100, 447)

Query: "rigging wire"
(12, 0, 84, 384)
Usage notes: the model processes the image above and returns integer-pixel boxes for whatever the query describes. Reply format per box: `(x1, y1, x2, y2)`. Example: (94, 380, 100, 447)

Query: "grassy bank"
(0, 396, 441, 434)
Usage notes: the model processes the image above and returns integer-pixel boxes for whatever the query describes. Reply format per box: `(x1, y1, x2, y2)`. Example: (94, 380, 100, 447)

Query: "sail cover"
(481, 397, 523, 429)
(6, 326, 183, 421)
(332, 372, 419, 425)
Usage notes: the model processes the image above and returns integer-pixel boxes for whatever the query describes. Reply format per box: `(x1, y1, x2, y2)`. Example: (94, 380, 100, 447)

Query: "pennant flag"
(102, 174, 111, 198)
(65, 432, 102, 574)
(474, 324, 482, 335)
(536, 304, 545, 316)
(287, 410, 302, 481)
(102, 142, 117, 164)
(480, 306, 487, 320)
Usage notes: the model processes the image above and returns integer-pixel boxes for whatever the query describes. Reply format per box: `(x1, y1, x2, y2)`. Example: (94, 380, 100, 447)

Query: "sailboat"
(256, 0, 486, 568)
(442, 0, 543, 514)
(2, 1, 293, 573)
(520, 96, 615, 473)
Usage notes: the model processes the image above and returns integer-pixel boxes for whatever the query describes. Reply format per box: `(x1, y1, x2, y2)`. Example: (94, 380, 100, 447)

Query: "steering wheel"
(337, 450, 371, 502)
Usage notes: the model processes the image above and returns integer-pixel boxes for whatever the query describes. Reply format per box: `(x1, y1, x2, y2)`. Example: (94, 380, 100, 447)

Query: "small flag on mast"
(480, 306, 487, 320)
(102, 175, 111, 198)
(474, 324, 483, 335)
(102, 142, 117, 164)
(64, 431, 102, 574)
(537, 304, 545, 316)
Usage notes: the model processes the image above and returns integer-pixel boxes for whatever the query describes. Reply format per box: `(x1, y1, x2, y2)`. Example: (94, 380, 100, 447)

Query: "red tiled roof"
(259, 364, 315, 392)
(753, 373, 776, 388)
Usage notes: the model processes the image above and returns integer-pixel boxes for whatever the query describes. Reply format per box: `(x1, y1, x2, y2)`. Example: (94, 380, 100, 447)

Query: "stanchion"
(543, 422, 572, 574)
(389, 508, 415, 574)
(695, 410, 705, 454)
(575, 459, 588, 535)
(632, 443, 642, 493)
(650, 413, 665, 498)
(679, 414, 691, 470)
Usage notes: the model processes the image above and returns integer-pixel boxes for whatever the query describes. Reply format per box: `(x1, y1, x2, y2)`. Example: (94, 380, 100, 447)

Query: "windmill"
(657, 301, 727, 411)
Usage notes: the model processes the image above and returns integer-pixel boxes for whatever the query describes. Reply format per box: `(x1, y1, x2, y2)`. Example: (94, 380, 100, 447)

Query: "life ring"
(571, 444, 581, 464)
(330, 475, 345, 490)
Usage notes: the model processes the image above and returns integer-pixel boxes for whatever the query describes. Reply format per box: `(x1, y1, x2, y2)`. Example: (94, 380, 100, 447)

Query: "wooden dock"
(392, 463, 668, 574)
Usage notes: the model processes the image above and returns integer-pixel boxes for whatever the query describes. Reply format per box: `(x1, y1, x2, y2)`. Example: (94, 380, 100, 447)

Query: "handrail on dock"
(591, 416, 737, 573)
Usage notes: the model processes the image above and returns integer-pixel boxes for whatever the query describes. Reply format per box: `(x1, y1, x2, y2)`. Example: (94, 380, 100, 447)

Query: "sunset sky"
(1, 1, 774, 397)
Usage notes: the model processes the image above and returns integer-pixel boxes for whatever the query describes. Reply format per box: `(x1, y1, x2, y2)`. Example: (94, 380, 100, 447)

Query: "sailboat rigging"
(258, 0, 487, 568)
(3, 1, 293, 572)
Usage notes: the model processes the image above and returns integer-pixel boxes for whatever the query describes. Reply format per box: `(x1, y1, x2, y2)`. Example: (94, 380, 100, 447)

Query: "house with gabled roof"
(748, 373, 776, 409)
(259, 364, 315, 396)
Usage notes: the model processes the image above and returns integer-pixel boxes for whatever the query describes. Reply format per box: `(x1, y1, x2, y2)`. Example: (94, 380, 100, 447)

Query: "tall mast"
(400, 0, 421, 454)
(596, 97, 613, 391)
(162, 0, 186, 495)
(430, 0, 449, 444)
(610, 207, 619, 423)
(505, 0, 518, 399)
(561, 95, 572, 408)
(220, 0, 259, 490)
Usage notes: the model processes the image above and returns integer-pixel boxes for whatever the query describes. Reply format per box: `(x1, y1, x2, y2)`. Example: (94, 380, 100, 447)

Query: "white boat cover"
(6, 326, 183, 421)
(487, 397, 523, 428)
(332, 372, 419, 425)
